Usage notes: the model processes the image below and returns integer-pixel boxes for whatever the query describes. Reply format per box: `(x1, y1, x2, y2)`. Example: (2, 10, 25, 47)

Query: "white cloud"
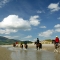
(0, 29, 17, 34)
(55, 28, 60, 32)
(0, 15, 31, 30)
(57, 17, 60, 19)
(4, 36, 19, 39)
(37, 10, 45, 13)
(0, 15, 41, 34)
(39, 30, 54, 37)
(40, 26, 46, 28)
(29, 15, 40, 26)
(54, 24, 60, 28)
(48, 3, 60, 12)
(0, 0, 10, 8)
(37, 10, 42, 13)
(25, 35, 32, 38)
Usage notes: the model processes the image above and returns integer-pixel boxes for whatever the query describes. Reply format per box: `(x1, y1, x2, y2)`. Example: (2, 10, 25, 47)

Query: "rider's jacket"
(37, 40, 39, 44)
(55, 37, 59, 43)
(16, 42, 18, 44)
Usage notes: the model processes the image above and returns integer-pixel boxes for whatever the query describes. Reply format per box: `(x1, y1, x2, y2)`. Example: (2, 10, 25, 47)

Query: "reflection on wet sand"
(10, 47, 56, 60)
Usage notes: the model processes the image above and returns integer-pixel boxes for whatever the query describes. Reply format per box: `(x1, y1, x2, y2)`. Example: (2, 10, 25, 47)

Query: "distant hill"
(0, 36, 32, 45)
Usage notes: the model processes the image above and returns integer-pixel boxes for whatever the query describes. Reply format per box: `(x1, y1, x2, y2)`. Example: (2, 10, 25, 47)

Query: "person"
(16, 41, 18, 47)
(54, 36, 59, 49)
(24, 41, 28, 49)
(36, 38, 39, 44)
(35, 38, 42, 50)
(20, 43, 23, 49)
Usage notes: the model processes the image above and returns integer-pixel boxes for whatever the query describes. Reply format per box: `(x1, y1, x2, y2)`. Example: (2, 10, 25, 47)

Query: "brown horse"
(35, 42, 42, 50)
(24, 44, 28, 49)
(20, 43, 23, 49)
(13, 43, 16, 47)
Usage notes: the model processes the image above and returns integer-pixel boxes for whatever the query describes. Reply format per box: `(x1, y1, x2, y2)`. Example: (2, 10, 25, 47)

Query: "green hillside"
(0, 36, 32, 45)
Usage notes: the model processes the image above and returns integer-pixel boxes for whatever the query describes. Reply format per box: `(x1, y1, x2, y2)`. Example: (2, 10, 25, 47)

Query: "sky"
(0, 0, 60, 41)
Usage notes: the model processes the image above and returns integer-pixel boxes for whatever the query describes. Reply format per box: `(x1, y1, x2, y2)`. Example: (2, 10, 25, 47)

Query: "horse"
(52, 40, 60, 49)
(24, 44, 28, 49)
(52, 40, 60, 52)
(13, 43, 15, 47)
(20, 43, 23, 49)
(35, 42, 42, 50)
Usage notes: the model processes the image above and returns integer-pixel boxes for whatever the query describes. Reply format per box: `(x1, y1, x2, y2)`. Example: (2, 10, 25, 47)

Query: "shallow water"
(1, 45, 60, 60)
(8, 47, 56, 60)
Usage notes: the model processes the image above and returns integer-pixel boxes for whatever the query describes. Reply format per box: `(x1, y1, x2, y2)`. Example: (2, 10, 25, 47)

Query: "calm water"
(8, 47, 56, 60)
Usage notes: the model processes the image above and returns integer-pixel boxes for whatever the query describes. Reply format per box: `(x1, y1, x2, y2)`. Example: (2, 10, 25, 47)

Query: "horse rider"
(20, 43, 23, 49)
(36, 38, 39, 44)
(54, 36, 59, 49)
(24, 41, 28, 49)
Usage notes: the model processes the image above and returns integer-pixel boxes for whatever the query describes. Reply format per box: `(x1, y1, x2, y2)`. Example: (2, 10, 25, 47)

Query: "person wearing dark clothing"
(36, 38, 39, 44)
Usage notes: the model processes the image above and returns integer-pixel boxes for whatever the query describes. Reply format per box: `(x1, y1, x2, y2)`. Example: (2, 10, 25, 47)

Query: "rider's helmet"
(56, 36, 58, 37)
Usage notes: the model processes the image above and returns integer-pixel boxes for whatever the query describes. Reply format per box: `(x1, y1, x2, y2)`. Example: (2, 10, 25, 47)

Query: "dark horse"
(20, 43, 23, 49)
(35, 42, 42, 50)
(13, 43, 16, 47)
(24, 44, 28, 49)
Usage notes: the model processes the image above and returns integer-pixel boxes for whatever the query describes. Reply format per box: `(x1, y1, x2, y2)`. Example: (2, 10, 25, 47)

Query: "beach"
(0, 46, 12, 60)
(0, 44, 60, 60)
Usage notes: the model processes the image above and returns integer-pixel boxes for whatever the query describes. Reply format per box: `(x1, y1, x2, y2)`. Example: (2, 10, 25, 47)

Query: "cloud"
(37, 10, 45, 13)
(0, 15, 41, 34)
(40, 26, 46, 28)
(4, 36, 19, 39)
(55, 28, 60, 32)
(54, 24, 60, 32)
(57, 17, 60, 19)
(0, 15, 31, 31)
(0, 29, 17, 34)
(25, 35, 32, 38)
(0, 0, 10, 8)
(38, 30, 54, 37)
(54, 24, 60, 28)
(48, 2, 60, 12)
(29, 15, 40, 26)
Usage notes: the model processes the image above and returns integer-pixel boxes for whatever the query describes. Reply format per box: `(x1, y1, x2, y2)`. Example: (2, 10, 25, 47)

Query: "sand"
(0, 46, 12, 60)
(0, 44, 60, 60)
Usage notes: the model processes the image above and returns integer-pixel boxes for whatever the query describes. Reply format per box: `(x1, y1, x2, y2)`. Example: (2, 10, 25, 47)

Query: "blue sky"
(0, 0, 60, 41)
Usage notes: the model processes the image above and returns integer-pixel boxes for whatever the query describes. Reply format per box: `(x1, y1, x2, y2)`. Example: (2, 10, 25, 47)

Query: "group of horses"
(13, 43, 28, 49)
(13, 42, 42, 50)
(20, 43, 28, 49)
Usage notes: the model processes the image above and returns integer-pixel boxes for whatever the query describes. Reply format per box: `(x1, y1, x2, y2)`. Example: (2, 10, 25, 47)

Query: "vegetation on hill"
(44, 39, 52, 42)
(0, 36, 33, 45)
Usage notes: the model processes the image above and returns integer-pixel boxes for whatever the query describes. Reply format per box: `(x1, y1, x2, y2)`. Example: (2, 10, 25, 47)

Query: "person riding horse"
(20, 43, 23, 49)
(24, 41, 28, 49)
(35, 38, 42, 50)
(54, 36, 59, 49)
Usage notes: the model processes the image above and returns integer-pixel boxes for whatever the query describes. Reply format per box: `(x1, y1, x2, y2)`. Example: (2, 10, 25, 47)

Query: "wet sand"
(0, 46, 12, 60)
(1, 44, 60, 60)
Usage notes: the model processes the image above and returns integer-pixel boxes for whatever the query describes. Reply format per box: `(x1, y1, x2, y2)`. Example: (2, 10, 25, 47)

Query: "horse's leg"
(36, 45, 38, 50)
(25, 45, 27, 49)
(38, 44, 40, 50)
(21, 45, 23, 49)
